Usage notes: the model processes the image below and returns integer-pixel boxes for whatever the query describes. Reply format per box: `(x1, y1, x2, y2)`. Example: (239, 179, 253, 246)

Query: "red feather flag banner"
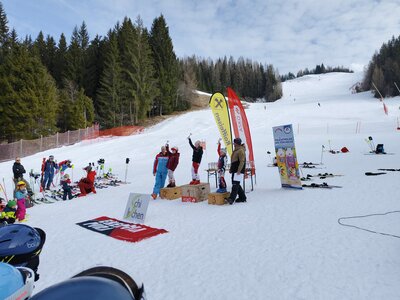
(227, 87, 255, 175)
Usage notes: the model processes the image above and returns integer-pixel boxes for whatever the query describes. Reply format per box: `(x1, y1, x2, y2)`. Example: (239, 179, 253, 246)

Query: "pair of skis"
(302, 182, 342, 189)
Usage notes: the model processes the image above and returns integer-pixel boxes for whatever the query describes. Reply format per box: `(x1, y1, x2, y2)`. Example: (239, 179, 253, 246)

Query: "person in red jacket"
(166, 145, 180, 187)
(78, 166, 97, 197)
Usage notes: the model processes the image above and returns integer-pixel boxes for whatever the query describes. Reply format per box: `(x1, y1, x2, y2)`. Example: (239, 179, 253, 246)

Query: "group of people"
(0, 156, 99, 224)
(151, 136, 247, 204)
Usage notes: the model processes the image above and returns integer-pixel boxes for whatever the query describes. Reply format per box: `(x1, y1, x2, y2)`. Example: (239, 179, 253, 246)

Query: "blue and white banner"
(272, 124, 302, 189)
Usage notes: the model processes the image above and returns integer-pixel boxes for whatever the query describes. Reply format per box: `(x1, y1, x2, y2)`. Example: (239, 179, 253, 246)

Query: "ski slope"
(1, 72, 400, 300)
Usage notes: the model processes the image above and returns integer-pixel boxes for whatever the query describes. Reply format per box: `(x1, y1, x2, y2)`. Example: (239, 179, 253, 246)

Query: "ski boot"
(216, 188, 227, 193)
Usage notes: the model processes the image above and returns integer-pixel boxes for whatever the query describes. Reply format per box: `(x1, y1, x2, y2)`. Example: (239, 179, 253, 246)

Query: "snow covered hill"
(1, 72, 400, 299)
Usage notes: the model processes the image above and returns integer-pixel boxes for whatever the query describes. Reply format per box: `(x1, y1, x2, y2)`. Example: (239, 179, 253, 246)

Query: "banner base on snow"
(76, 216, 167, 243)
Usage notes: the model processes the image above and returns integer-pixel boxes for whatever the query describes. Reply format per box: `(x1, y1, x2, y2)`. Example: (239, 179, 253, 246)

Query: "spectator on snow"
(226, 138, 247, 205)
(78, 166, 97, 197)
(12, 157, 32, 197)
(151, 145, 169, 199)
(166, 145, 180, 188)
(0, 200, 17, 226)
(0, 200, 17, 225)
(188, 137, 203, 185)
(42, 155, 58, 190)
(61, 174, 73, 200)
(15, 181, 28, 221)
(216, 139, 228, 193)
(58, 159, 72, 175)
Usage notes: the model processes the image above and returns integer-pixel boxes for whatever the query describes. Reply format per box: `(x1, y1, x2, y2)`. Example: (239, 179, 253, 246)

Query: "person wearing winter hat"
(0, 200, 17, 225)
(151, 145, 169, 199)
(12, 157, 33, 197)
(188, 137, 203, 185)
(78, 166, 97, 197)
(61, 174, 73, 200)
(166, 145, 180, 188)
(216, 138, 228, 193)
(226, 138, 247, 204)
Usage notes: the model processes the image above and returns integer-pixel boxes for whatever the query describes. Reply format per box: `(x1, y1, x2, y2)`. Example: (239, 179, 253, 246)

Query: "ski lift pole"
(125, 158, 130, 184)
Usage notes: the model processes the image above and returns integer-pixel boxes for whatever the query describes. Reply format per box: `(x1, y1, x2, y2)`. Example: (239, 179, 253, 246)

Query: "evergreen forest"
(362, 35, 400, 98)
(0, 2, 282, 143)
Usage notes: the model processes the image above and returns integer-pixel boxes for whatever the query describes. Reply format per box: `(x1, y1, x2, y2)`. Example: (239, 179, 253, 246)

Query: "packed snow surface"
(1, 72, 399, 299)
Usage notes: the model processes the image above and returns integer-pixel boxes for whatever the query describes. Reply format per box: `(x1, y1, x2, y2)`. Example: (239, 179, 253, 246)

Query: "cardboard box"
(181, 183, 210, 203)
(160, 187, 182, 200)
(208, 192, 230, 205)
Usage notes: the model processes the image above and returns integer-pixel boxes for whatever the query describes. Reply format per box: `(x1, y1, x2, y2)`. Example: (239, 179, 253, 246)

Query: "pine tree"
(149, 14, 179, 115)
(53, 33, 68, 87)
(97, 30, 122, 128)
(59, 79, 94, 131)
(0, 45, 59, 142)
(130, 17, 159, 123)
(0, 2, 9, 60)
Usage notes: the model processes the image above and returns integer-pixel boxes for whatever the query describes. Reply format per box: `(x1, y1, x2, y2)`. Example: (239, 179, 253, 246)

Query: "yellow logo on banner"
(209, 92, 233, 156)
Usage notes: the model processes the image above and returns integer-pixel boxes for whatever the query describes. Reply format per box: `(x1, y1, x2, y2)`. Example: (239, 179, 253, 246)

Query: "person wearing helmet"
(216, 138, 228, 193)
(12, 157, 33, 197)
(30, 266, 146, 300)
(0, 200, 17, 225)
(166, 144, 180, 188)
(151, 145, 169, 199)
(0, 262, 35, 300)
(15, 181, 28, 222)
(58, 159, 72, 176)
(0, 224, 46, 281)
(42, 155, 58, 190)
(188, 136, 203, 185)
(78, 166, 97, 197)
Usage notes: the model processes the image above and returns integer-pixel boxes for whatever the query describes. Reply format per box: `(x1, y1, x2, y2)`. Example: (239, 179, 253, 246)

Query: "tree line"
(280, 64, 353, 82)
(0, 2, 283, 143)
(362, 35, 400, 98)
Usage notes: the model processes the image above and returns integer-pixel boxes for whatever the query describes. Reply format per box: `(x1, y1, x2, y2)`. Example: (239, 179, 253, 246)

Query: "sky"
(2, 0, 400, 74)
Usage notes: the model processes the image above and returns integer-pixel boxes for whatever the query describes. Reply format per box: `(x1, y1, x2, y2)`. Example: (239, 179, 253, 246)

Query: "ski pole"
(267, 151, 272, 163)
(71, 164, 74, 182)
(2, 178, 8, 201)
(125, 158, 130, 183)
(320, 145, 325, 165)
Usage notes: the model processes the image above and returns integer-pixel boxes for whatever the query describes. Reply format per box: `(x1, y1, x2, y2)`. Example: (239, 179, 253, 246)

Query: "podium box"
(181, 183, 210, 203)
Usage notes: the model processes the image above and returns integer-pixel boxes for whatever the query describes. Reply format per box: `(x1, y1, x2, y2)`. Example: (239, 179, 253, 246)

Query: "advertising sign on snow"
(123, 193, 150, 224)
(272, 124, 302, 189)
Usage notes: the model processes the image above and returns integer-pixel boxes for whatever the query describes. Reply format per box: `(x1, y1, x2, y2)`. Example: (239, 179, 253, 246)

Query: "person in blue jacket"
(42, 155, 58, 190)
(151, 146, 169, 199)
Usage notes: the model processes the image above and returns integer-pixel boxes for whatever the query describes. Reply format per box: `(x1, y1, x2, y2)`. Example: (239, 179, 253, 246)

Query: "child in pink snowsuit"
(15, 181, 28, 221)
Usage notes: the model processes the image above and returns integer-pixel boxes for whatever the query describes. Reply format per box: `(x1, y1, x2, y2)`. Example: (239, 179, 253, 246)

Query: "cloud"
(2, 0, 400, 74)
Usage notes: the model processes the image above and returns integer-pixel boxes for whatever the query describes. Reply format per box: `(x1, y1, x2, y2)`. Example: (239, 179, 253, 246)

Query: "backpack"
(375, 144, 384, 154)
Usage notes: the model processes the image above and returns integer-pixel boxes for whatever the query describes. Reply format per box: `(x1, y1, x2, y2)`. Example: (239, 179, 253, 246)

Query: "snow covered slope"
(1, 72, 399, 300)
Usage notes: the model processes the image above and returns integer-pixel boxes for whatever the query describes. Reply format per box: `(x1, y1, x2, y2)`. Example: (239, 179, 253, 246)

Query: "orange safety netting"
(99, 126, 144, 137)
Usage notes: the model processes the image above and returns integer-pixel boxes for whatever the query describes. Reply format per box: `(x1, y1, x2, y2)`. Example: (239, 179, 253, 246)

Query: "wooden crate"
(181, 183, 210, 203)
(160, 186, 182, 200)
(208, 192, 230, 205)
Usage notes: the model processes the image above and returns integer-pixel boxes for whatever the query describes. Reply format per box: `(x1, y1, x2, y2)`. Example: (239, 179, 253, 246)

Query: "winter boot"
(151, 193, 157, 200)
(169, 181, 176, 188)
(194, 180, 200, 185)
(189, 180, 196, 185)
(216, 188, 227, 193)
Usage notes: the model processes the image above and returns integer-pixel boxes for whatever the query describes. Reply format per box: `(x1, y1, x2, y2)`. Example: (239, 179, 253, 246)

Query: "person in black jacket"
(188, 137, 203, 185)
(226, 138, 247, 205)
(12, 157, 32, 197)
